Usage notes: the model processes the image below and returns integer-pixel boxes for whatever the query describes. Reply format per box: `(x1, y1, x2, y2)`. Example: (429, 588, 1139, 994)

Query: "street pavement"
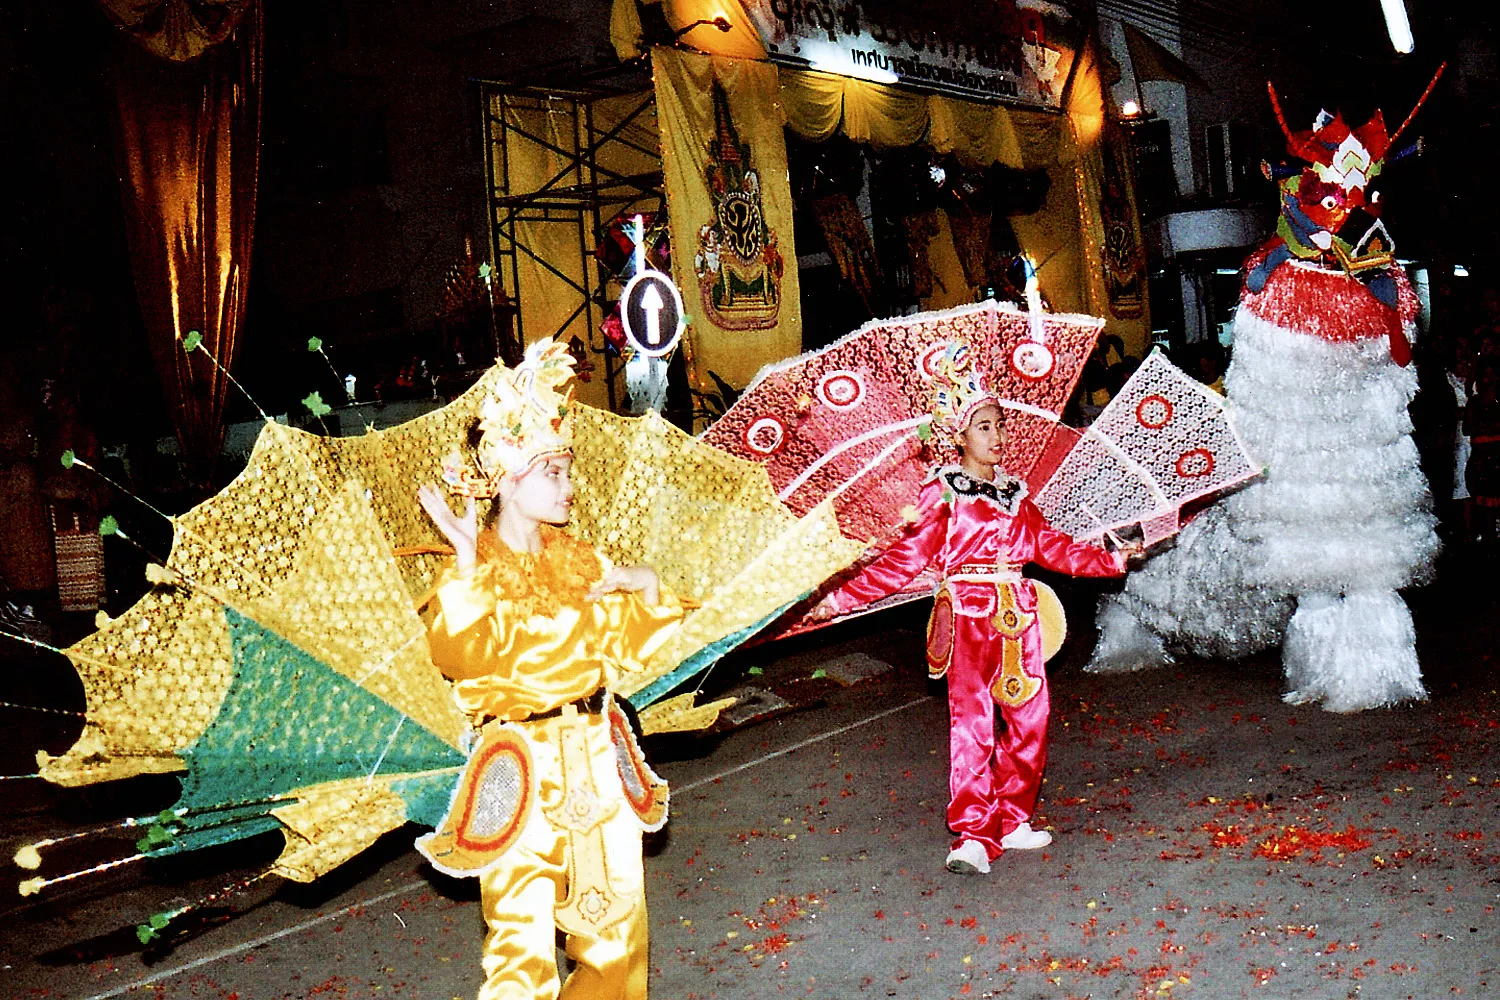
(2, 550, 1497, 1000)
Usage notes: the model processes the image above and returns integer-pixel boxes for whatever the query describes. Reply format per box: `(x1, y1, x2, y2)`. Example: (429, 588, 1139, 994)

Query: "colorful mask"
(1260, 64, 1445, 275)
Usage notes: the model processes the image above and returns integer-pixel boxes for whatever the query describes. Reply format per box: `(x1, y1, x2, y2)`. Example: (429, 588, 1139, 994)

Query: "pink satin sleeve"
(1022, 500, 1125, 579)
(826, 481, 948, 614)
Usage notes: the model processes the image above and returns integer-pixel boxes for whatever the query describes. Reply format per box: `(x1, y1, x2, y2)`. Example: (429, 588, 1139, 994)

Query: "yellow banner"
(653, 46, 802, 397)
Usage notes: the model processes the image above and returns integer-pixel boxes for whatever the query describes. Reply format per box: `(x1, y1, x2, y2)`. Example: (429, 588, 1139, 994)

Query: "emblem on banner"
(693, 82, 783, 330)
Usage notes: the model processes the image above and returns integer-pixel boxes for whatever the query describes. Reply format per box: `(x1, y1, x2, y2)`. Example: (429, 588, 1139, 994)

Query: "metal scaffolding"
(480, 81, 663, 411)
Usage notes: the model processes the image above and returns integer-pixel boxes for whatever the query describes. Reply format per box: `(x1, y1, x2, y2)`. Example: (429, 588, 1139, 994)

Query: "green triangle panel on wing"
(158, 606, 467, 855)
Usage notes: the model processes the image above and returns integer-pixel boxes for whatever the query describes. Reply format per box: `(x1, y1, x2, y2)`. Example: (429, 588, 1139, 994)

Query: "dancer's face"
(504, 455, 575, 525)
(959, 404, 1006, 474)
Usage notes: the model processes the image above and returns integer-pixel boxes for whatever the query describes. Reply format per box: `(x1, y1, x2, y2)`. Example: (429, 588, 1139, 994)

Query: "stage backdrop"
(628, 3, 1150, 406)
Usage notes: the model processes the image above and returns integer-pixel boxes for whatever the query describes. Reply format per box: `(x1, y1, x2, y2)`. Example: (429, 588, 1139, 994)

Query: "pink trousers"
(933, 586, 1050, 861)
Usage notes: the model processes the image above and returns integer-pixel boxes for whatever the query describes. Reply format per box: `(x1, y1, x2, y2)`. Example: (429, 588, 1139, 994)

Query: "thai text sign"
(742, 0, 1080, 109)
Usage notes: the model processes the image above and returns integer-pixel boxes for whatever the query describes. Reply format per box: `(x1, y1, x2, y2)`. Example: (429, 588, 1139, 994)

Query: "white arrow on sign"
(620, 269, 684, 358)
(640, 281, 664, 349)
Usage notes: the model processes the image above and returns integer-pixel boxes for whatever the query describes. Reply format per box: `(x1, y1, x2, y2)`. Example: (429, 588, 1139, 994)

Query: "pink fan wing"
(1032, 352, 1260, 541)
(703, 303, 1104, 546)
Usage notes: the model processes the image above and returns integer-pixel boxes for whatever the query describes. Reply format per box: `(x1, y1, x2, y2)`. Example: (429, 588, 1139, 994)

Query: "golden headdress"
(928, 341, 999, 439)
(443, 337, 576, 497)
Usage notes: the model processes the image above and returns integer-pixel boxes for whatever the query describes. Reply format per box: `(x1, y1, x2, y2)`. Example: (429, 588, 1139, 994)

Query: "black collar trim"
(933, 466, 1028, 515)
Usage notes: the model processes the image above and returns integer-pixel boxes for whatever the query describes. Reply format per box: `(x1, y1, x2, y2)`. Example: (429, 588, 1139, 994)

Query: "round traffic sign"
(620, 270, 685, 358)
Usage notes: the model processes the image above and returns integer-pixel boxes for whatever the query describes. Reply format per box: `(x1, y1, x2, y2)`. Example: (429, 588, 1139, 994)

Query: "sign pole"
(620, 217, 685, 415)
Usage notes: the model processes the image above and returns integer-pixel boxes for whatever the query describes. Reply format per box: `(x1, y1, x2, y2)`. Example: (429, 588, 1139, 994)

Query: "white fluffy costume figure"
(1090, 70, 1446, 712)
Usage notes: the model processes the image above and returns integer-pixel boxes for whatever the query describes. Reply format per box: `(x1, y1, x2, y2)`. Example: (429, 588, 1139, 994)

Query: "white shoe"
(1000, 822, 1052, 850)
(945, 839, 991, 874)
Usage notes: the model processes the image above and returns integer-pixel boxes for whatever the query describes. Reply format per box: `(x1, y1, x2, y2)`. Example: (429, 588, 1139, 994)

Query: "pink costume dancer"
(819, 344, 1126, 873)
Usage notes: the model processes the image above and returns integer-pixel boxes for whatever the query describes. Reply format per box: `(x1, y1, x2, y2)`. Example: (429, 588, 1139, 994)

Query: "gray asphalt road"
(3, 561, 1497, 1000)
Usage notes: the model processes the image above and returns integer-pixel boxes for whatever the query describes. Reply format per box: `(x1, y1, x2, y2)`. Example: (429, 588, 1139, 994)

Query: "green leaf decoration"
(135, 908, 177, 944)
(135, 823, 176, 853)
(182, 330, 203, 353)
(60, 449, 75, 470)
(810, 668, 828, 680)
(916, 422, 933, 441)
(307, 336, 323, 352)
(99, 515, 119, 537)
(303, 391, 332, 418)
(478, 262, 493, 280)
(747, 666, 764, 676)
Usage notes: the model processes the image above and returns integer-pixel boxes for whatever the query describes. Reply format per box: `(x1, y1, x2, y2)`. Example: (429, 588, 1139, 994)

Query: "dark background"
(3, 0, 1497, 481)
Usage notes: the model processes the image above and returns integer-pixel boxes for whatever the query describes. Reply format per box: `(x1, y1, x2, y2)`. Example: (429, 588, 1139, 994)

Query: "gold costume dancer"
(417, 339, 678, 1000)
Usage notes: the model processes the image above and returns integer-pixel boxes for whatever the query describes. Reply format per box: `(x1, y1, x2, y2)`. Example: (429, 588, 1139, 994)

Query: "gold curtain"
(108, 0, 261, 475)
(773, 40, 1147, 356)
(773, 66, 1094, 325)
(99, 0, 254, 62)
(779, 70, 928, 149)
(778, 69, 1028, 168)
(653, 46, 802, 394)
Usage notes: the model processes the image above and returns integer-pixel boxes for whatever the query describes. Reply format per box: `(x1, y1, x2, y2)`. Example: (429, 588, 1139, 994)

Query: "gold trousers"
(476, 711, 648, 1000)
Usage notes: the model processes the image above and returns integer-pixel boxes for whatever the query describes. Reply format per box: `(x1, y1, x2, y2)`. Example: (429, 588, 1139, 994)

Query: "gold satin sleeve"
(426, 560, 685, 723)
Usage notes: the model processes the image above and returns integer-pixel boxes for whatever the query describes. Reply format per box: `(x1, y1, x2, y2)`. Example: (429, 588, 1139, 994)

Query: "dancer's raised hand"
(418, 485, 478, 574)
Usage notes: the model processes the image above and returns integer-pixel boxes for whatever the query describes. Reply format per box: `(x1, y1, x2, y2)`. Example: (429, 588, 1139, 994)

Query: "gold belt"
(526, 689, 609, 722)
(946, 563, 1023, 583)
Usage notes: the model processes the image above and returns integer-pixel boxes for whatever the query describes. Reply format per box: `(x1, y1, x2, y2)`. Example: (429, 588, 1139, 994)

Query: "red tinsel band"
(1238, 249, 1417, 365)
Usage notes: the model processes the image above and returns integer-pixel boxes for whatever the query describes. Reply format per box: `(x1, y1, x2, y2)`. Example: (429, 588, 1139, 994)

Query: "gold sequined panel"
(270, 775, 413, 882)
(42, 423, 470, 788)
(634, 497, 862, 688)
(637, 692, 738, 736)
(163, 425, 466, 749)
(39, 587, 230, 786)
(46, 369, 859, 791)
(230, 476, 468, 748)
(335, 393, 861, 697)
(568, 410, 864, 692)
(570, 409, 789, 600)
(333, 368, 506, 599)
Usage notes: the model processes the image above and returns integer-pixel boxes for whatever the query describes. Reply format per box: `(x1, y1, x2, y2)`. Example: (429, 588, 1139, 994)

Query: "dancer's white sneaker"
(1000, 822, 1052, 850)
(945, 839, 991, 874)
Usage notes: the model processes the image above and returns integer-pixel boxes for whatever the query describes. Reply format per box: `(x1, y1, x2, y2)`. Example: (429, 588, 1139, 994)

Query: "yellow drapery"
(653, 46, 803, 394)
(769, 41, 1148, 355)
(614, 0, 1149, 361)
(490, 90, 661, 411)
(108, 0, 262, 475)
